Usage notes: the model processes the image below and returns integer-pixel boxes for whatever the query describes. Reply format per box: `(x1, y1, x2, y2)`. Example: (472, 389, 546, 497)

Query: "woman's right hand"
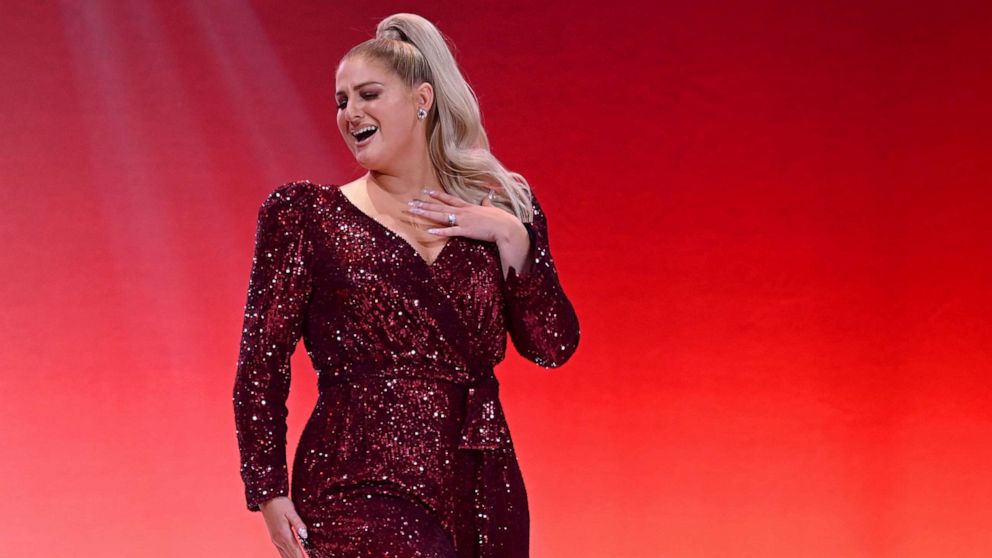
(259, 496, 309, 557)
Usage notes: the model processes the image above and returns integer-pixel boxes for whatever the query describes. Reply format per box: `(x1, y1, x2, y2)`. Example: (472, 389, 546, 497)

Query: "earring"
(417, 107, 427, 120)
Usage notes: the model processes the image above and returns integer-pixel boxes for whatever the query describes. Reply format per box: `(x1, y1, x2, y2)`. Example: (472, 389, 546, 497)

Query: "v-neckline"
(334, 185, 454, 269)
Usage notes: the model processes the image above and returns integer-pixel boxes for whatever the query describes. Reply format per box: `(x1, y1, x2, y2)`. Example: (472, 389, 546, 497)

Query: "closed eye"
(336, 92, 379, 110)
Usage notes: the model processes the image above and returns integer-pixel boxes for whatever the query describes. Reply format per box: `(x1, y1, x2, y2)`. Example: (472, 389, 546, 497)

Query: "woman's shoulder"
(256, 180, 343, 233)
(261, 179, 336, 209)
(260, 179, 347, 216)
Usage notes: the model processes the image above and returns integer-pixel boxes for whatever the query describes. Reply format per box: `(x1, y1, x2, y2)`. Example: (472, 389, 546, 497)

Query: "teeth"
(351, 125, 377, 137)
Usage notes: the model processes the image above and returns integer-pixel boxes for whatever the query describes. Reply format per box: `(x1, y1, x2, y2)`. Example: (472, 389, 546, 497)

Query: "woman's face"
(334, 56, 428, 172)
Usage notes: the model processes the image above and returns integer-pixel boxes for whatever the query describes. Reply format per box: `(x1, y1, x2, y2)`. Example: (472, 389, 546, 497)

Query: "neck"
(367, 150, 443, 201)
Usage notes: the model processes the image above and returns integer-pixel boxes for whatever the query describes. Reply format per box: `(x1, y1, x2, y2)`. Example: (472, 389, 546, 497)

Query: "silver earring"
(417, 107, 427, 120)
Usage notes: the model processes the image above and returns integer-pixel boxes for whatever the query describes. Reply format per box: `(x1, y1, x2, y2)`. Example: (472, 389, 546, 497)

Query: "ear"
(414, 81, 434, 112)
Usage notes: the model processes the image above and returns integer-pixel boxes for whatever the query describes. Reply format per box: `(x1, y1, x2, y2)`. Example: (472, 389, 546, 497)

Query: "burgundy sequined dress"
(233, 180, 580, 557)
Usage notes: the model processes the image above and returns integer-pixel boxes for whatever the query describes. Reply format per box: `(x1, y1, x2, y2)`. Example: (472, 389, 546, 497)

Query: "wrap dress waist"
(316, 361, 513, 452)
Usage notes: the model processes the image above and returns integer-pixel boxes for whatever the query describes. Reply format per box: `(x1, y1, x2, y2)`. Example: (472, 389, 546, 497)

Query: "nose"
(345, 100, 363, 121)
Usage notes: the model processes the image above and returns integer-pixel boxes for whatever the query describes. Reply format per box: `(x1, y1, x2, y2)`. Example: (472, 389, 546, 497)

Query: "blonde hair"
(342, 13, 534, 223)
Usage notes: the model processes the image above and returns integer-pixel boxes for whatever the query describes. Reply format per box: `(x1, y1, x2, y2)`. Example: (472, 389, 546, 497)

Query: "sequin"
(233, 180, 580, 557)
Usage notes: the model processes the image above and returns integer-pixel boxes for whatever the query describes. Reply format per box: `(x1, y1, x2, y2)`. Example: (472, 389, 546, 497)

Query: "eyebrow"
(335, 81, 384, 95)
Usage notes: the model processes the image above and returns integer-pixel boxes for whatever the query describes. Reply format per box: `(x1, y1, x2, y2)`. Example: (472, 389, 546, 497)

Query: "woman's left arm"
(498, 191, 581, 367)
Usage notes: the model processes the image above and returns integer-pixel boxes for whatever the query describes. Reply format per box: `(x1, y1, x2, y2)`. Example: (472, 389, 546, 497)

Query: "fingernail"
(298, 526, 308, 539)
(427, 228, 440, 234)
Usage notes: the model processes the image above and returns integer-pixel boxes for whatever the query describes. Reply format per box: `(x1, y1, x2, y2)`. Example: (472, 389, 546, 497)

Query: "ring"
(447, 213, 457, 226)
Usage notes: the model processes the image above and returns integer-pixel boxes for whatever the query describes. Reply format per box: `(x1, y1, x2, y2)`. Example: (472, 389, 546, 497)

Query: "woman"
(233, 13, 580, 558)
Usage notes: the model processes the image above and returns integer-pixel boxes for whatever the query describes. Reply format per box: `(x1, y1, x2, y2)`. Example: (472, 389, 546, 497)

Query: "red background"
(2, 1, 991, 556)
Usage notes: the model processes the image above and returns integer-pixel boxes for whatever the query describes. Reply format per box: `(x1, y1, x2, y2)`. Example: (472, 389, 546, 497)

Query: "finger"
(273, 532, 304, 558)
(408, 206, 457, 225)
(427, 225, 462, 236)
(274, 538, 294, 558)
(424, 188, 469, 207)
(288, 511, 309, 547)
(408, 199, 448, 212)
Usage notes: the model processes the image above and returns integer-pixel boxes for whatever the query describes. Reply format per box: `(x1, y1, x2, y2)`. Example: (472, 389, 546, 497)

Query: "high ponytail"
(342, 13, 535, 223)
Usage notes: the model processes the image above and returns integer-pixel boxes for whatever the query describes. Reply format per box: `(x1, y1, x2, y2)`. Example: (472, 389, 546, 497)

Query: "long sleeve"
(232, 181, 315, 512)
(502, 190, 581, 367)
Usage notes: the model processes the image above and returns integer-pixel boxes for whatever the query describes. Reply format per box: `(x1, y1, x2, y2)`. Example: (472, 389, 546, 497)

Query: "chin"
(354, 159, 383, 172)
(354, 150, 390, 172)
(354, 153, 377, 170)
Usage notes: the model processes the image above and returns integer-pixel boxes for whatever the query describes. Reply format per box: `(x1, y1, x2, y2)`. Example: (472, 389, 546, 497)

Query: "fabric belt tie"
(457, 367, 512, 451)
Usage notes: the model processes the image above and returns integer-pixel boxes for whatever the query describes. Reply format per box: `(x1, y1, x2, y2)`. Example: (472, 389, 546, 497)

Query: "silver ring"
(447, 212, 457, 226)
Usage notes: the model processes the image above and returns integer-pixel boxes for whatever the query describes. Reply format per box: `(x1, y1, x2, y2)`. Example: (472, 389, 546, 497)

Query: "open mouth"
(352, 126, 378, 144)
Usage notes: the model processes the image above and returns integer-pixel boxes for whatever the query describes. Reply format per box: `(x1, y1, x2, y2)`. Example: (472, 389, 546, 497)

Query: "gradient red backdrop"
(2, 1, 990, 556)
